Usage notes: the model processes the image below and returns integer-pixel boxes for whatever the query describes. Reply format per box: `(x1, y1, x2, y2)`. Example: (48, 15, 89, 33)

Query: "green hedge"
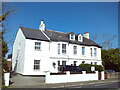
(79, 64, 104, 72)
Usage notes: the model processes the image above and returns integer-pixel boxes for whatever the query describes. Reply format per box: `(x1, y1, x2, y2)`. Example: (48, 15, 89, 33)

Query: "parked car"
(105, 70, 115, 73)
(58, 65, 82, 72)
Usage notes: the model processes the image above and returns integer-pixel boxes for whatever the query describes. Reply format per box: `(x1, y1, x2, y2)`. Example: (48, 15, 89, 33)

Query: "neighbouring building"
(12, 20, 102, 75)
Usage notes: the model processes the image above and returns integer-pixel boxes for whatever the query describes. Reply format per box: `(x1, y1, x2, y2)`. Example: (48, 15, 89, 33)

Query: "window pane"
(73, 46, 77, 54)
(71, 34, 74, 39)
(58, 61, 60, 66)
(79, 36, 81, 40)
(35, 42, 41, 50)
(58, 44, 60, 54)
(34, 60, 40, 70)
(94, 48, 97, 56)
(62, 61, 66, 66)
(62, 44, 66, 54)
(82, 47, 85, 55)
(90, 48, 92, 56)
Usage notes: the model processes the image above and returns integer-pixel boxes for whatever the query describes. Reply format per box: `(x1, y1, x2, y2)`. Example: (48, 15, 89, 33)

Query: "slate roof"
(20, 27, 102, 48)
(20, 27, 49, 41)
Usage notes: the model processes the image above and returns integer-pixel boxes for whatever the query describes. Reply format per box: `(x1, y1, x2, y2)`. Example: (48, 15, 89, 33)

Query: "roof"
(20, 27, 49, 41)
(20, 27, 102, 48)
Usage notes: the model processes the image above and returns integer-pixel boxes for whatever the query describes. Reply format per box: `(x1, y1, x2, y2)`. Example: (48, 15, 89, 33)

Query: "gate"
(98, 72, 101, 80)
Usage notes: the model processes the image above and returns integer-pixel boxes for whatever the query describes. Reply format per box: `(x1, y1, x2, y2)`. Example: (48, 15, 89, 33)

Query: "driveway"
(10, 73, 45, 88)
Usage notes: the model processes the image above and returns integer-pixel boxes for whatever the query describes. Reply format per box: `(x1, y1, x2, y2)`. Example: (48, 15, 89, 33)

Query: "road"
(69, 81, 119, 88)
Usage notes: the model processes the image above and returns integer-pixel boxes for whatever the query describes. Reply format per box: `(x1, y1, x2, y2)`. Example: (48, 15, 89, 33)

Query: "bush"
(79, 64, 104, 72)
(79, 64, 91, 72)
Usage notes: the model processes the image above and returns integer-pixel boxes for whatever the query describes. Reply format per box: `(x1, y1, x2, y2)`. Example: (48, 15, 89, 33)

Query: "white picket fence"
(45, 71, 104, 83)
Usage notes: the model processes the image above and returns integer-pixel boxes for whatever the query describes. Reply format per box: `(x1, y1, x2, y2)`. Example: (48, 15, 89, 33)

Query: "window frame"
(94, 48, 97, 57)
(58, 43, 60, 54)
(73, 46, 77, 55)
(78, 34, 83, 42)
(90, 48, 93, 57)
(62, 61, 66, 66)
(62, 44, 67, 54)
(70, 33, 75, 40)
(82, 47, 85, 55)
(33, 60, 40, 70)
(34, 42, 41, 51)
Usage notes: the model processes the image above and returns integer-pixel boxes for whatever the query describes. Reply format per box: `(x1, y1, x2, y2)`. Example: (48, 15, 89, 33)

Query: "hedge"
(79, 64, 104, 72)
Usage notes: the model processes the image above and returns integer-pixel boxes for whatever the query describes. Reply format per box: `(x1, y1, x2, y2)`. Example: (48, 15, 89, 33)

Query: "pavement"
(9, 73, 119, 88)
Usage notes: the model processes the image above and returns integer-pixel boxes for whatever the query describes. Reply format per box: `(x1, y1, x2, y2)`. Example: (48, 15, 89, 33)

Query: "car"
(105, 70, 115, 73)
(58, 65, 82, 72)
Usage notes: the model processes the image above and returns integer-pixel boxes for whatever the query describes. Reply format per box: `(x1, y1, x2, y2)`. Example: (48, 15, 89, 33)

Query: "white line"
(94, 84, 107, 86)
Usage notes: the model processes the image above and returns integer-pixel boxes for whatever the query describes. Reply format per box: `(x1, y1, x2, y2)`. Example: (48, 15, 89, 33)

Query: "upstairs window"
(69, 33, 75, 40)
(58, 44, 60, 54)
(34, 60, 40, 70)
(82, 47, 85, 55)
(94, 48, 97, 57)
(90, 48, 93, 57)
(62, 44, 66, 54)
(35, 42, 41, 50)
(78, 34, 83, 42)
(73, 46, 77, 55)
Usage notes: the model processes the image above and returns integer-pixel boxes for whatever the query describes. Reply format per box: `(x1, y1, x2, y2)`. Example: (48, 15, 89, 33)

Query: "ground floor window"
(34, 60, 40, 70)
(94, 62, 97, 65)
(82, 61, 85, 64)
(62, 61, 66, 66)
(73, 61, 77, 66)
(58, 61, 60, 66)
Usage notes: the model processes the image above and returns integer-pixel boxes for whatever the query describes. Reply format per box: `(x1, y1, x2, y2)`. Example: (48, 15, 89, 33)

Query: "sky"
(5, 2, 118, 56)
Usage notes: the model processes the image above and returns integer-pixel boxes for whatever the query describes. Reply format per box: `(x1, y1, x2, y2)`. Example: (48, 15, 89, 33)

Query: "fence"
(45, 71, 104, 83)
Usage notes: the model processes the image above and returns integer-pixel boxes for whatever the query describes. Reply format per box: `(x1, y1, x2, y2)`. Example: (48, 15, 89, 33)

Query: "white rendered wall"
(12, 28, 26, 74)
(45, 71, 98, 83)
(49, 41, 102, 66)
(23, 39, 50, 75)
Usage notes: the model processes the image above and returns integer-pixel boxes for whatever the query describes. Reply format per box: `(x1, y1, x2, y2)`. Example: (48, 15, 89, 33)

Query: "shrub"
(79, 64, 104, 72)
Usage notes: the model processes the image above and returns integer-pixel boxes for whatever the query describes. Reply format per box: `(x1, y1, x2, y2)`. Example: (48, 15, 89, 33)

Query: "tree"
(0, 3, 16, 86)
(102, 48, 120, 71)
(91, 33, 117, 49)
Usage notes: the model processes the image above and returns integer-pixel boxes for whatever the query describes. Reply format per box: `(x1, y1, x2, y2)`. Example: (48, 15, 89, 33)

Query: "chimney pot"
(84, 32, 89, 39)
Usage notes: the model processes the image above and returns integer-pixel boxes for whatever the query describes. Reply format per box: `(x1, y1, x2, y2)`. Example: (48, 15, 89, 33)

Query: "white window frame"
(34, 60, 40, 70)
(82, 47, 85, 55)
(90, 48, 93, 57)
(73, 46, 77, 55)
(70, 34, 75, 40)
(62, 44, 67, 54)
(58, 43, 60, 54)
(62, 61, 66, 66)
(94, 48, 97, 57)
(78, 34, 83, 42)
(35, 42, 41, 51)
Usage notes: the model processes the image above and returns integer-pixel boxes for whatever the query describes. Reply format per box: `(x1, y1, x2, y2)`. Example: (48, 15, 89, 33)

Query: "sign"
(91, 66, 95, 71)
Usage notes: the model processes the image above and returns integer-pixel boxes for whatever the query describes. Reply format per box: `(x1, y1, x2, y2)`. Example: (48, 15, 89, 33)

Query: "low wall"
(107, 72, 119, 79)
(45, 71, 104, 83)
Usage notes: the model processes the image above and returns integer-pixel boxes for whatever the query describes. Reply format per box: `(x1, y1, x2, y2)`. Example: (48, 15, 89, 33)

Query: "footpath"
(10, 78, 119, 88)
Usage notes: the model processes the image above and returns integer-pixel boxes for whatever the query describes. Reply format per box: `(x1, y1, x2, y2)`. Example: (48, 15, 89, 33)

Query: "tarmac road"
(69, 81, 119, 88)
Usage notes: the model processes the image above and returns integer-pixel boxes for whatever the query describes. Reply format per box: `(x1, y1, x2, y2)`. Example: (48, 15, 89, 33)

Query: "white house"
(12, 20, 102, 75)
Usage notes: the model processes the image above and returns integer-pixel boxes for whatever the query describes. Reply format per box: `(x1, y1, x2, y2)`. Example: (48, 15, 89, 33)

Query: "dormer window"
(78, 34, 83, 42)
(69, 32, 75, 40)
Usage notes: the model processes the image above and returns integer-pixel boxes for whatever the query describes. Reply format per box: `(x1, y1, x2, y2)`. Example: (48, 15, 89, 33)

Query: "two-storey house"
(12, 20, 102, 75)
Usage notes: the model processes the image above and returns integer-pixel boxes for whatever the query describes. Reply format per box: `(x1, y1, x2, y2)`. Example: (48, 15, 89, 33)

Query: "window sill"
(34, 50, 42, 51)
(33, 70, 40, 71)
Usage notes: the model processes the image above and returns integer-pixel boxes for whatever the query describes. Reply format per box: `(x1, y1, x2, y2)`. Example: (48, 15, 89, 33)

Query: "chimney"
(39, 20, 45, 31)
(84, 32, 89, 39)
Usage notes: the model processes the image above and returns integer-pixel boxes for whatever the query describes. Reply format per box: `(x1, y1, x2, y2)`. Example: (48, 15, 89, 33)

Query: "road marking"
(94, 83, 107, 86)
